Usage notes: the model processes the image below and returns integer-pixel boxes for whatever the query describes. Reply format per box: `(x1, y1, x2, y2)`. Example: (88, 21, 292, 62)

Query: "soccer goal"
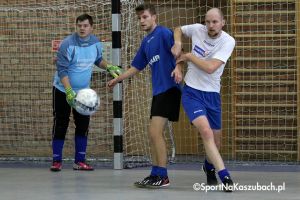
(0, 0, 299, 168)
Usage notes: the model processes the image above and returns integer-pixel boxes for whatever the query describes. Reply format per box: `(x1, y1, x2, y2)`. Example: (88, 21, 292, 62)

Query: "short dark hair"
(135, 4, 156, 15)
(76, 14, 93, 26)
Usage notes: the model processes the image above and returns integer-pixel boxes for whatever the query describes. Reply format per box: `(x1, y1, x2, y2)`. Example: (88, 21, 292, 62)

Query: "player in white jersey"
(171, 8, 235, 192)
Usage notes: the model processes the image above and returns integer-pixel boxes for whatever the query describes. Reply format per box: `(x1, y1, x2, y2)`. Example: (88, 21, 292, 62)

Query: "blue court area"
(0, 162, 299, 200)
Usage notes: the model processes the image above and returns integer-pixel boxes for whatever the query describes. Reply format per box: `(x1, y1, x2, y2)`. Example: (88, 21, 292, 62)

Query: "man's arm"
(98, 59, 123, 78)
(55, 40, 77, 107)
(60, 76, 76, 107)
(171, 62, 184, 84)
(98, 59, 108, 69)
(107, 67, 140, 88)
(61, 76, 71, 89)
(171, 26, 183, 59)
(178, 53, 223, 74)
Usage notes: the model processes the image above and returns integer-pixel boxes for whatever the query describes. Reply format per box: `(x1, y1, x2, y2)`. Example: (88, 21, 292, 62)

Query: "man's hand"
(171, 42, 182, 59)
(65, 86, 76, 107)
(107, 78, 120, 89)
(107, 64, 123, 78)
(171, 64, 183, 84)
(176, 53, 191, 64)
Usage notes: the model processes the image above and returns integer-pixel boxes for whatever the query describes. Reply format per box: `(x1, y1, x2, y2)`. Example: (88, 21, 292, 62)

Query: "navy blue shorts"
(182, 85, 221, 129)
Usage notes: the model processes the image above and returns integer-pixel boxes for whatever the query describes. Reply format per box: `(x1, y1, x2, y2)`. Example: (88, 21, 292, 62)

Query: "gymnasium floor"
(0, 163, 299, 200)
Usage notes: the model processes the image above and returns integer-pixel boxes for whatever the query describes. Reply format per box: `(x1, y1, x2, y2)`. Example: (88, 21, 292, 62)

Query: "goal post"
(111, 0, 123, 170)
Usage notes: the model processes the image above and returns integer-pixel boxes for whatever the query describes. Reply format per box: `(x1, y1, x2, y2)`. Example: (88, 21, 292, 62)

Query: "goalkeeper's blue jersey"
(53, 33, 103, 93)
(131, 25, 179, 96)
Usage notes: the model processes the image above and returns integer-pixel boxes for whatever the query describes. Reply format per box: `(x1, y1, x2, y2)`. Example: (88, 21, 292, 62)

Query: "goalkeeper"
(108, 4, 182, 188)
(50, 14, 121, 172)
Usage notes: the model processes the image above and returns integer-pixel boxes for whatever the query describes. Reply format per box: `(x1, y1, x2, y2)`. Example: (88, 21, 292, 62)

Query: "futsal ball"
(74, 88, 100, 116)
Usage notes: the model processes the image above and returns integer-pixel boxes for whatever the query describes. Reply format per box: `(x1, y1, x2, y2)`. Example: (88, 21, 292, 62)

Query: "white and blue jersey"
(131, 25, 179, 96)
(53, 33, 103, 93)
(180, 24, 235, 128)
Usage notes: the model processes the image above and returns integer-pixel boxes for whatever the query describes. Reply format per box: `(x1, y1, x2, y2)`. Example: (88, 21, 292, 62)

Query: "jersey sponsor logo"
(77, 58, 95, 68)
(193, 45, 206, 57)
(204, 40, 215, 47)
(149, 55, 160, 66)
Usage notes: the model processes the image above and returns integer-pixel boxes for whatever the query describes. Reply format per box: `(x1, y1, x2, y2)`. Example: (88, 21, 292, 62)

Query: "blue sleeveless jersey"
(131, 26, 179, 96)
(53, 33, 102, 93)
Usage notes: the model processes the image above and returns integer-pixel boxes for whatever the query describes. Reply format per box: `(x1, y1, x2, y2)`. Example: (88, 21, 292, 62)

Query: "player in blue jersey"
(108, 4, 182, 188)
(171, 8, 235, 192)
(50, 14, 122, 172)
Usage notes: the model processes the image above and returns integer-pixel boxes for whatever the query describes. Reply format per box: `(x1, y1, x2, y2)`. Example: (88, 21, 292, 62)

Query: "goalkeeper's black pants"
(52, 87, 90, 140)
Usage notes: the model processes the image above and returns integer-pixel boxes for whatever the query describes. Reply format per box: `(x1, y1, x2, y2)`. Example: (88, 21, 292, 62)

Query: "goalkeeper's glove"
(65, 86, 76, 107)
(107, 64, 123, 78)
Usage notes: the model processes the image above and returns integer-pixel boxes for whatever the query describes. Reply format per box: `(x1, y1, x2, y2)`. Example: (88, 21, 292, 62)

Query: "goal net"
(0, 0, 115, 163)
(0, 0, 299, 166)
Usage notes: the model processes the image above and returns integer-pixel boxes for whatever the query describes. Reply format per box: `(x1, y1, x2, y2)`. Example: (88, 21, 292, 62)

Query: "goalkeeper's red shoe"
(73, 161, 94, 171)
(50, 161, 62, 172)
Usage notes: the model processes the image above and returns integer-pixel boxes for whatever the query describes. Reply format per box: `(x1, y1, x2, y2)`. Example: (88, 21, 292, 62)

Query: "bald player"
(171, 8, 235, 192)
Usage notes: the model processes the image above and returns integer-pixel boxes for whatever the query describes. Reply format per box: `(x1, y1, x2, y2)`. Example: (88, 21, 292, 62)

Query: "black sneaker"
(134, 175, 154, 188)
(134, 175, 170, 188)
(202, 165, 218, 185)
(222, 176, 234, 192)
(145, 175, 170, 188)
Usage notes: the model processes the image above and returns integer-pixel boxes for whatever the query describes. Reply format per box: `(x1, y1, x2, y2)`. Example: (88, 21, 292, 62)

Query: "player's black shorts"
(150, 87, 181, 122)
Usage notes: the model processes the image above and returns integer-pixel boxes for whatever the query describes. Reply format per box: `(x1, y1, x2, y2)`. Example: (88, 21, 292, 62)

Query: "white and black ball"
(74, 88, 100, 116)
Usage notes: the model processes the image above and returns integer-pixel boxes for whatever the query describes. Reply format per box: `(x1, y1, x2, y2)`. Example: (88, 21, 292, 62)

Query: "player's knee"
(73, 114, 90, 134)
(199, 128, 214, 141)
(75, 128, 89, 137)
(53, 131, 66, 140)
(148, 127, 163, 142)
(148, 131, 155, 142)
(53, 120, 69, 139)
